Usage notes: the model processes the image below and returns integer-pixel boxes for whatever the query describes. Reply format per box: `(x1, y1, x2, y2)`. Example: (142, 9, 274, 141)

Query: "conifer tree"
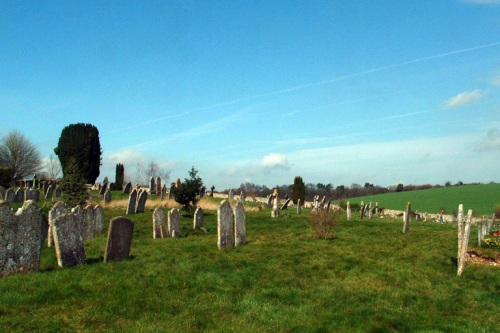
(59, 158, 88, 207)
(291, 176, 306, 206)
(115, 163, 125, 190)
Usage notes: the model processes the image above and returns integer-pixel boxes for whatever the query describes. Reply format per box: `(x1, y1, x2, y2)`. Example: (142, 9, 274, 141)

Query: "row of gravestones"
(0, 200, 134, 277)
(152, 206, 206, 239)
(218, 200, 246, 248)
(126, 189, 148, 214)
(0, 185, 61, 203)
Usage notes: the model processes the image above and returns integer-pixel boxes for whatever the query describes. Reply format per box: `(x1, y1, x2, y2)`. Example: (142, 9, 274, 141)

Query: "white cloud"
(261, 153, 290, 170)
(443, 89, 483, 108)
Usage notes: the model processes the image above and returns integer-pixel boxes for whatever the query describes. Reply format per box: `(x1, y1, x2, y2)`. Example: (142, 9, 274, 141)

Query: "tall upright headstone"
(149, 177, 156, 195)
(126, 189, 137, 215)
(403, 202, 411, 234)
(104, 217, 134, 262)
(135, 190, 147, 213)
(228, 189, 234, 203)
(155, 177, 162, 197)
(297, 199, 302, 214)
(48, 201, 69, 248)
(52, 213, 86, 267)
(218, 200, 234, 249)
(234, 201, 246, 247)
(94, 205, 104, 236)
(104, 190, 112, 204)
(168, 208, 181, 238)
(193, 207, 204, 230)
(346, 201, 352, 221)
(153, 207, 167, 239)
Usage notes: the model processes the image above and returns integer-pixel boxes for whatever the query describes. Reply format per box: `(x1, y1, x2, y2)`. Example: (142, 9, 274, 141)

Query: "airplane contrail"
(107, 41, 500, 133)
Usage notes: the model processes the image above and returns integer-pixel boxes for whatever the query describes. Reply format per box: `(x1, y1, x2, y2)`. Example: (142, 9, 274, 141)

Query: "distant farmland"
(335, 183, 500, 216)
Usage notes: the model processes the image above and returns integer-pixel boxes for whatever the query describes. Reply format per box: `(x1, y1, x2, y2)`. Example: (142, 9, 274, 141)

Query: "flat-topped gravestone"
(126, 189, 137, 215)
(104, 216, 134, 262)
(168, 208, 181, 238)
(52, 213, 86, 267)
(153, 207, 167, 239)
(234, 201, 246, 247)
(0, 201, 43, 276)
(218, 200, 234, 249)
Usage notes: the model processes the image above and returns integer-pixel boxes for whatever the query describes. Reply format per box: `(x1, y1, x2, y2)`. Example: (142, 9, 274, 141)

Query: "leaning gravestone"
(218, 200, 234, 249)
(281, 198, 291, 210)
(193, 207, 204, 230)
(45, 185, 55, 200)
(104, 190, 112, 204)
(104, 216, 134, 262)
(168, 208, 181, 238)
(126, 189, 137, 215)
(0, 201, 43, 277)
(123, 182, 132, 194)
(135, 191, 147, 213)
(5, 188, 14, 203)
(48, 201, 69, 248)
(153, 207, 167, 239)
(234, 201, 246, 247)
(52, 213, 86, 267)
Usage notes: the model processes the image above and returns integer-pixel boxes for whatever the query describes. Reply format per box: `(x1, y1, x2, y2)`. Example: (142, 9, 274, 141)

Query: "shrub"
(494, 205, 500, 219)
(305, 209, 341, 239)
(59, 158, 88, 208)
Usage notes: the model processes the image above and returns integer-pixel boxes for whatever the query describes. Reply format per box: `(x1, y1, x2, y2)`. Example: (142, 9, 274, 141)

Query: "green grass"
(0, 194, 499, 332)
(336, 183, 500, 216)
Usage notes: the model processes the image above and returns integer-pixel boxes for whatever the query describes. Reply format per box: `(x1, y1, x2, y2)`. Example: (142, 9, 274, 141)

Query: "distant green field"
(335, 183, 500, 216)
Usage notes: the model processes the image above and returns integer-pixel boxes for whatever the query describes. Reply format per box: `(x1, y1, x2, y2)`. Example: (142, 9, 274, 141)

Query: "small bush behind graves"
(306, 208, 341, 239)
(494, 204, 500, 219)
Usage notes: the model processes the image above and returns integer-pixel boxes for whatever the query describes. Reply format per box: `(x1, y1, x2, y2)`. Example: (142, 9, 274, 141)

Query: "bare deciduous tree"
(0, 130, 42, 180)
(45, 154, 62, 180)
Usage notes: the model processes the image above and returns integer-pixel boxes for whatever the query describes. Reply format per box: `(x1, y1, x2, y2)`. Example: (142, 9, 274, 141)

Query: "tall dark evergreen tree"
(291, 176, 306, 206)
(54, 123, 102, 184)
(59, 158, 88, 207)
(115, 163, 125, 190)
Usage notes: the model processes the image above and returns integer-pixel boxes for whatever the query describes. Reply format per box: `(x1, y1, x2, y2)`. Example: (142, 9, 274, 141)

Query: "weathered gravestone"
(297, 199, 302, 214)
(55, 186, 62, 198)
(168, 208, 181, 238)
(104, 190, 112, 204)
(271, 196, 279, 218)
(52, 213, 86, 267)
(15, 188, 23, 203)
(228, 189, 234, 203)
(346, 201, 352, 221)
(153, 207, 167, 239)
(0, 201, 43, 277)
(218, 200, 234, 249)
(48, 201, 69, 248)
(99, 182, 108, 196)
(149, 177, 156, 195)
(104, 216, 134, 262)
(193, 207, 204, 230)
(126, 189, 137, 215)
(5, 188, 14, 203)
(135, 190, 147, 213)
(234, 201, 246, 247)
(281, 198, 291, 210)
(123, 182, 132, 194)
(155, 177, 161, 196)
(82, 204, 96, 241)
(94, 205, 104, 236)
(45, 185, 55, 200)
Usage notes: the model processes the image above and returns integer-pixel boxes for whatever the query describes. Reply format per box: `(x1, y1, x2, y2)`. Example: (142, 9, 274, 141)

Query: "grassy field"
(335, 183, 500, 216)
(0, 194, 499, 332)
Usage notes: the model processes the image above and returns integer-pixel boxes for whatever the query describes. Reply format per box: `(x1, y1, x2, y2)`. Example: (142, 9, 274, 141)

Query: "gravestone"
(149, 177, 156, 195)
(123, 182, 132, 194)
(94, 205, 104, 236)
(153, 207, 167, 239)
(240, 190, 245, 204)
(99, 182, 108, 196)
(104, 216, 134, 262)
(347, 201, 352, 221)
(126, 189, 137, 215)
(32, 189, 40, 202)
(193, 207, 204, 229)
(228, 189, 234, 203)
(45, 185, 55, 199)
(161, 184, 167, 200)
(234, 201, 246, 247)
(368, 202, 373, 219)
(55, 186, 62, 198)
(403, 202, 411, 234)
(297, 199, 302, 214)
(83, 204, 96, 241)
(104, 190, 112, 204)
(52, 213, 86, 267)
(0, 201, 43, 277)
(15, 188, 23, 203)
(168, 208, 181, 238)
(48, 201, 69, 248)
(271, 196, 279, 218)
(135, 191, 147, 213)
(155, 177, 161, 197)
(218, 200, 234, 249)
(281, 198, 291, 210)
(267, 194, 273, 206)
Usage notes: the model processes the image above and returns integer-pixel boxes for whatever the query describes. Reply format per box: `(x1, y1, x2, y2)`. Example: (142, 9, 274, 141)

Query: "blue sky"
(1, 0, 499, 190)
